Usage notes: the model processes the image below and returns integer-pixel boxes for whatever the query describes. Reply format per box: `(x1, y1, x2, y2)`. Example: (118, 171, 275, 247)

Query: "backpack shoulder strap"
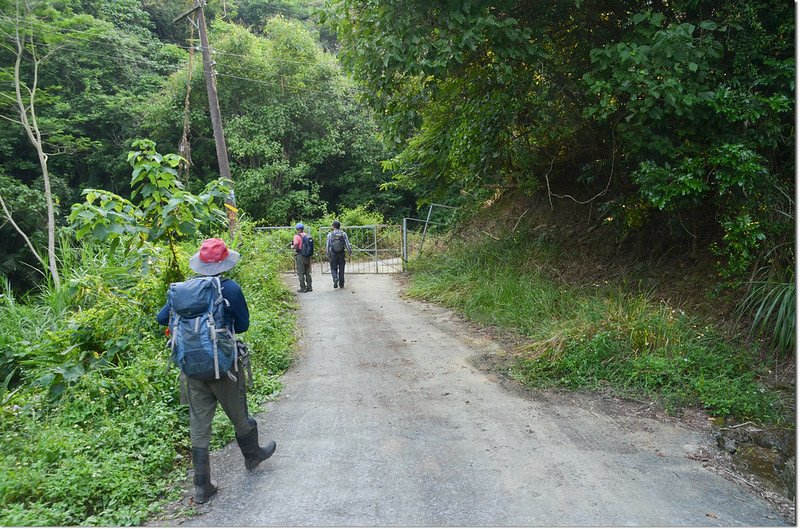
(212, 275, 223, 296)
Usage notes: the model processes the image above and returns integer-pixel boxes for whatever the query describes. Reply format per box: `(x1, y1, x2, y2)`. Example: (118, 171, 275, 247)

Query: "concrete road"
(176, 270, 784, 526)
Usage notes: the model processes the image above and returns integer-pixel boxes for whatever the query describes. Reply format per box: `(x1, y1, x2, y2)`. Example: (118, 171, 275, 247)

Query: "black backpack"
(330, 232, 346, 253)
(300, 234, 314, 257)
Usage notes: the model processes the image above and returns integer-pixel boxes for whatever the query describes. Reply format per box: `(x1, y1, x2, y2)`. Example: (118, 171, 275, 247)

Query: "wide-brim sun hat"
(189, 238, 240, 275)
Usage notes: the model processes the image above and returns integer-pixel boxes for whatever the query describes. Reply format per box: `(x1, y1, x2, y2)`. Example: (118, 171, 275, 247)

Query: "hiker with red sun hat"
(156, 238, 276, 504)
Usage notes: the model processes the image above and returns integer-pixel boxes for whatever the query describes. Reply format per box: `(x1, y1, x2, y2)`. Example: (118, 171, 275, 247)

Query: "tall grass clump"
(735, 266, 795, 359)
(407, 231, 786, 424)
(408, 232, 569, 335)
(0, 225, 296, 525)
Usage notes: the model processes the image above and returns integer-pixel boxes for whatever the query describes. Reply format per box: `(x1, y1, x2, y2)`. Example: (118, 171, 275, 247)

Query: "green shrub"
(320, 205, 385, 228)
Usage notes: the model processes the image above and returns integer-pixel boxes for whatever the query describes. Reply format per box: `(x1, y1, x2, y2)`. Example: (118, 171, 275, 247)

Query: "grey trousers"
(184, 367, 254, 449)
(296, 254, 312, 290)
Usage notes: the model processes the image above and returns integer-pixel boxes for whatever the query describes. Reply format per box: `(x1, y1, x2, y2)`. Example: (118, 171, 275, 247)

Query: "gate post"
(319, 226, 324, 274)
(402, 218, 408, 270)
(373, 225, 379, 273)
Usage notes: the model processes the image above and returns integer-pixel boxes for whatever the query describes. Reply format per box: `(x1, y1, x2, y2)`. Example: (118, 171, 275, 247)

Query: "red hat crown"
(198, 238, 230, 264)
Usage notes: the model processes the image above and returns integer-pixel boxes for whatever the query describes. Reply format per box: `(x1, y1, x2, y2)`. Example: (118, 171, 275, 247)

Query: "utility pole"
(174, 1, 237, 238)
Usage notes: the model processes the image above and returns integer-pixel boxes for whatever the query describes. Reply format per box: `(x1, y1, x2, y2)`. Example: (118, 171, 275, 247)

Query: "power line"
(0, 14, 154, 49)
(0, 15, 358, 98)
(60, 42, 182, 73)
(0, 14, 114, 38)
(0, 15, 181, 72)
(0, 14, 197, 68)
(215, 59, 337, 78)
(1, 31, 349, 98)
(234, 4, 315, 19)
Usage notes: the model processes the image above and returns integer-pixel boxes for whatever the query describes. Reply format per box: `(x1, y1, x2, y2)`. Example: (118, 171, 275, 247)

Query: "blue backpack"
(300, 234, 314, 257)
(167, 276, 237, 380)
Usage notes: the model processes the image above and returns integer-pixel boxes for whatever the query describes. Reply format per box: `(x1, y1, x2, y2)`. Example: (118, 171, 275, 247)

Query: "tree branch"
(0, 191, 44, 266)
(0, 112, 23, 125)
(546, 127, 617, 207)
(481, 229, 500, 241)
(9, 0, 60, 289)
(38, 42, 69, 63)
(511, 207, 530, 234)
(0, 39, 16, 54)
(0, 90, 19, 103)
(27, 30, 42, 146)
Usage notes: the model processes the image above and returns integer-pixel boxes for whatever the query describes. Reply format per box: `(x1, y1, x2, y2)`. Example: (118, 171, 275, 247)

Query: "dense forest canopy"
(327, 0, 794, 282)
(0, 0, 412, 290)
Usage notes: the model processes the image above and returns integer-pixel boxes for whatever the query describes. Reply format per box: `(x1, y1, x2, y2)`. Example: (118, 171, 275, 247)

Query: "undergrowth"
(407, 231, 787, 424)
(0, 225, 295, 525)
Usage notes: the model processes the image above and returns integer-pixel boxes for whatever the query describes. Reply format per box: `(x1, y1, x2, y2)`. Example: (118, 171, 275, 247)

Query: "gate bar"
(419, 204, 434, 254)
(403, 217, 446, 225)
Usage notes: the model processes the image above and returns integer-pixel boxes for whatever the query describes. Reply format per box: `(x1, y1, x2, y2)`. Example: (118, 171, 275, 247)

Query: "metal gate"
(401, 203, 458, 265)
(254, 225, 297, 271)
(255, 204, 456, 275)
(319, 224, 403, 274)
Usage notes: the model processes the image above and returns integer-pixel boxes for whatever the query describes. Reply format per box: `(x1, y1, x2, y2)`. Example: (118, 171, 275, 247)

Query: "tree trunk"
(11, 2, 61, 289)
(37, 148, 60, 289)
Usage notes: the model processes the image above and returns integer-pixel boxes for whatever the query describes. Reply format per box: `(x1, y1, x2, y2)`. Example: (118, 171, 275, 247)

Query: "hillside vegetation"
(328, 0, 795, 360)
(408, 226, 789, 424)
(0, 0, 414, 292)
(0, 227, 295, 525)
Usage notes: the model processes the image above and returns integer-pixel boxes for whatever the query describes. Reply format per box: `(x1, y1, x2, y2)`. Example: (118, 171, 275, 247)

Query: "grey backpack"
(330, 232, 346, 253)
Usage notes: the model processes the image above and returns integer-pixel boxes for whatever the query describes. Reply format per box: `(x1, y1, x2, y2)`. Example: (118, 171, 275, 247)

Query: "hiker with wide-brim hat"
(157, 238, 276, 504)
(188, 237, 240, 275)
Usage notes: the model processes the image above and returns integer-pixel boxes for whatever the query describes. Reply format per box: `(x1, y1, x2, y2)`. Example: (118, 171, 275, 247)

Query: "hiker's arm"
(226, 282, 250, 333)
(344, 232, 353, 255)
(156, 301, 170, 326)
(325, 232, 331, 256)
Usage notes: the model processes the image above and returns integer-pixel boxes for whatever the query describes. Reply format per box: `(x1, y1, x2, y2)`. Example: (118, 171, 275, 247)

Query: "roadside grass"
(0, 227, 295, 525)
(407, 232, 787, 424)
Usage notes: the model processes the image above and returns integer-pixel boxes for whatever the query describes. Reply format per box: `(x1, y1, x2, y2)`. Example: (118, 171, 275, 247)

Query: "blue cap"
(295, 223, 304, 229)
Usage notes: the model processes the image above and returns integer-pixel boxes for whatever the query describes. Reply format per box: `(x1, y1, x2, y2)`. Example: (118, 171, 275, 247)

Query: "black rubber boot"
(191, 447, 218, 504)
(236, 421, 277, 471)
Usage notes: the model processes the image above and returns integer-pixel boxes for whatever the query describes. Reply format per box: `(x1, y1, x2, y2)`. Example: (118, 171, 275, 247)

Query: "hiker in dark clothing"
(156, 238, 276, 504)
(325, 220, 352, 289)
(291, 223, 313, 292)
